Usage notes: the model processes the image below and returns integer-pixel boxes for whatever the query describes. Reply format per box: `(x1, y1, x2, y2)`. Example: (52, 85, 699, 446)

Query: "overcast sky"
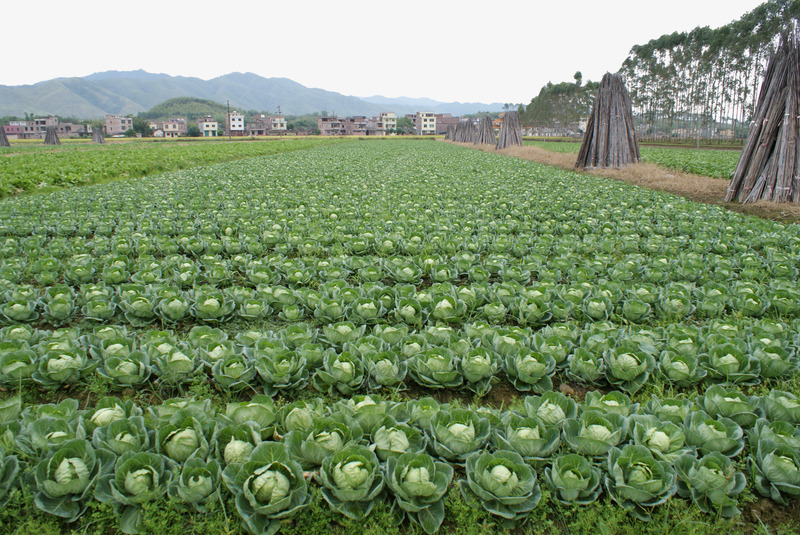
(3, 0, 766, 104)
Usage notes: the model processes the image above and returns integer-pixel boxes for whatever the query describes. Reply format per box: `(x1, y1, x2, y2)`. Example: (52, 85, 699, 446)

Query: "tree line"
(521, 0, 800, 142)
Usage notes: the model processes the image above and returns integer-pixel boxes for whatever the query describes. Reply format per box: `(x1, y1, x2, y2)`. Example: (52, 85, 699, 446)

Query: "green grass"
(524, 140, 741, 178)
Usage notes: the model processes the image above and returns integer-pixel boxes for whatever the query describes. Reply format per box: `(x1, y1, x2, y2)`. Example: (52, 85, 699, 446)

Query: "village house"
(105, 115, 133, 136)
(197, 117, 219, 137)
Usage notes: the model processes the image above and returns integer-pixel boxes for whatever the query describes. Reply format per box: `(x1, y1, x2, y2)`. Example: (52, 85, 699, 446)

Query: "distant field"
(0, 138, 342, 197)
(524, 140, 740, 179)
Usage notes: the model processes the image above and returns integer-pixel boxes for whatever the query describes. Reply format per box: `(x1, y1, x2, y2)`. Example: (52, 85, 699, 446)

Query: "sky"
(3, 0, 767, 105)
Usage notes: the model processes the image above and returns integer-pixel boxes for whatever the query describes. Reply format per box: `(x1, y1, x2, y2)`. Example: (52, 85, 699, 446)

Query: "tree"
(132, 117, 153, 137)
(186, 125, 201, 137)
(395, 116, 414, 134)
(123, 129, 137, 138)
(574, 71, 583, 86)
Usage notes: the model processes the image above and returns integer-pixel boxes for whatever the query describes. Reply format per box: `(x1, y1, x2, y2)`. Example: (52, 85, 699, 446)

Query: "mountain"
(0, 71, 503, 119)
(360, 95, 505, 116)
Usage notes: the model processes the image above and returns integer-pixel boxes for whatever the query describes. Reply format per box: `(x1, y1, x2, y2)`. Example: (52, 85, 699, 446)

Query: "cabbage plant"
(371, 419, 427, 461)
(491, 413, 559, 465)
(563, 410, 628, 457)
(167, 456, 222, 512)
(603, 345, 655, 394)
(458, 347, 499, 396)
(682, 411, 744, 457)
(284, 416, 356, 468)
(543, 453, 602, 505)
(94, 451, 174, 534)
(459, 450, 541, 527)
(522, 391, 578, 428)
(386, 451, 453, 534)
(698, 384, 758, 428)
(629, 415, 690, 462)
(427, 408, 490, 464)
(317, 443, 385, 520)
(0, 445, 20, 507)
(504, 349, 556, 393)
(758, 390, 800, 424)
(312, 350, 365, 396)
(33, 438, 115, 522)
(155, 410, 211, 464)
(701, 343, 761, 385)
(92, 416, 151, 456)
(604, 444, 677, 521)
(365, 350, 407, 390)
(222, 442, 311, 535)
(674, 452, 746, 517)
(407, 348, 462, 389)
(750, 441, 800, 506)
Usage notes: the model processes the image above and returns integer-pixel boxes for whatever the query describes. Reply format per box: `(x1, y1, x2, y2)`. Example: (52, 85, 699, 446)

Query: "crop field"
(0, 138, 340, 198)
(0, 140, 799, 534)
(524, 140, 740, 179)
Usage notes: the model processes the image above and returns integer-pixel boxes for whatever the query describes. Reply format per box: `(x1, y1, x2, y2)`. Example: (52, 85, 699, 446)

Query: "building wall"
(105, 115, 133, 136)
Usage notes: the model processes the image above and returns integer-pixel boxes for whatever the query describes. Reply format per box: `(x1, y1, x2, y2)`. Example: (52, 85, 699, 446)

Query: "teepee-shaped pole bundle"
(44, 126, 61, 145)
(92, 125, 106, 144)
(725, 33, 800, 203)
(575, 72, 640, 169)
(0, 125, 9, 147)
(455, 119, 475, 142)
(495, 111, 523, 149)
(445, 124, 455, 141)
(474, 116, 496, 145)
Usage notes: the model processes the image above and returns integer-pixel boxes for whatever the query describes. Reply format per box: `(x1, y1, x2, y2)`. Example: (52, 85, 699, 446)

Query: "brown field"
(450, 141, 800, 225)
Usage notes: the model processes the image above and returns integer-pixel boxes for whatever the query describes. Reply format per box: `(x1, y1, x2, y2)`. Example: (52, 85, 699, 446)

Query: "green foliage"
(0, 138, 339, 197)
(138, 97, 229, 123)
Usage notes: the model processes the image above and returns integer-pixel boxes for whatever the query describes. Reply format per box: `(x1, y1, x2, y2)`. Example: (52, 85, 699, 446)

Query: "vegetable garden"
(0, 139, 799, 534)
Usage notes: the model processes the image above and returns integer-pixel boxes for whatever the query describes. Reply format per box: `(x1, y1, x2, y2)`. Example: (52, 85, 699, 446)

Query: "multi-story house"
(380, 112, 397, 132)
(3, 122, 25, 139)
(247, 115, 287, 136)
(415, 112, 436, 135)
(227, 111, 245, 136)
(197, 117, 218, 137)
(162, 117, 187, 138)
(105, 115, 133, 136)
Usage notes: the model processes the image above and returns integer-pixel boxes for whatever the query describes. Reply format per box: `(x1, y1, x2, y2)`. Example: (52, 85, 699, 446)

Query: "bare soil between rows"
(450, 141, 800, 225)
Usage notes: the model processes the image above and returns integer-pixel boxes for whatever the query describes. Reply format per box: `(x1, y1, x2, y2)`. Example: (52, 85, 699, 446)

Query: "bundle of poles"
(575, 72, 640, 169)
(495, 111, 523, 149)
(725, 32, 800, 204)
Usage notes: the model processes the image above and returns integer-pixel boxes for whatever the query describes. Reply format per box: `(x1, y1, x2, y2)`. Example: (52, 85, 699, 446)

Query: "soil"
(449, 141, 800, 225)
(742, 497, 800, 533)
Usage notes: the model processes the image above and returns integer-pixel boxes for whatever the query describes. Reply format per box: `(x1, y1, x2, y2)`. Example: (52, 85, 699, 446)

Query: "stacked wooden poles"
(92, 125, 106, 144)
(44, 126, 61, 145)
(0, 125, 9, 147)
(495, 111, 523, 149)
(445, 124, 456, 141)
(575, 72, 640, 169)
(725, 34, 800, 203)
(454, 120, 475, 142)
(474, 116, 496, 145)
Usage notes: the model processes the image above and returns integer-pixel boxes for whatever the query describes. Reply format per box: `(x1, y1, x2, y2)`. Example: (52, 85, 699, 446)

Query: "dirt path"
(450, 141, 800, 225)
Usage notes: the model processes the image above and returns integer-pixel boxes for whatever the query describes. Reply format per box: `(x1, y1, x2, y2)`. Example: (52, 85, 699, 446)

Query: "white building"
(197, 117, 219, 137)
(227, 111, 245, 136)
(416, 112, 436, 135)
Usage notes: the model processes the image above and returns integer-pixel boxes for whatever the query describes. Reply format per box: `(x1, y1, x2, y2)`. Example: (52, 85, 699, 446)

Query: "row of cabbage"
(0, 317, 797, 396)
(6, 244, 798, 287)
(0, 388, 798, 534)
(1, 277, 799, 333)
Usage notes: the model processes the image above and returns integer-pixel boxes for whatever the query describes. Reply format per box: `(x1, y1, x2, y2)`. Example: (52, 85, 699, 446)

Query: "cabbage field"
(0, 140, 799, 534)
